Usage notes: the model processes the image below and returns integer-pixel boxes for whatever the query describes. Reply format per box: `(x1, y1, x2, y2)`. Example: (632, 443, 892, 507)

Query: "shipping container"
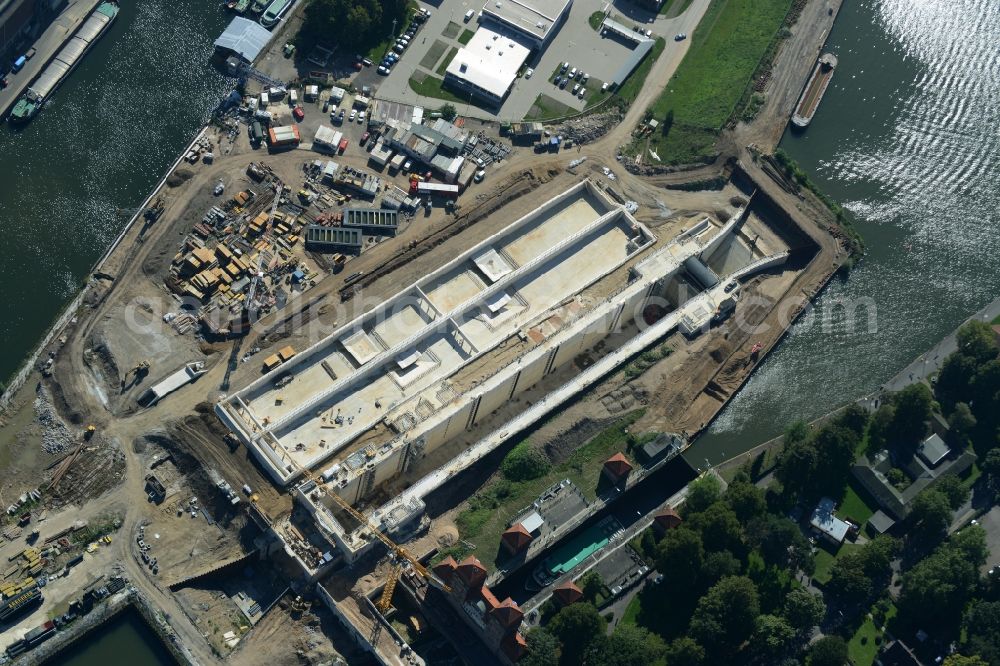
(268, 125, 300, 146)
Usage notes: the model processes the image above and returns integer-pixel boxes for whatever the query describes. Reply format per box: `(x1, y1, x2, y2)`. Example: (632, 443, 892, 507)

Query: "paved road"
(0, 0, 101, 117)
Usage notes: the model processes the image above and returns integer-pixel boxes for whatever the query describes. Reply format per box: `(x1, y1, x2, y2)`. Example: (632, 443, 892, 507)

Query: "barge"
(8, 2, 119, 124)
(791, 52, 837, 129)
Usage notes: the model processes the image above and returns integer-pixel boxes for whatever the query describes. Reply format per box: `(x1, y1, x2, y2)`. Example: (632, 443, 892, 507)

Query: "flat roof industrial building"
(480, 0, 573, 47)
(444, 25, 533, 106)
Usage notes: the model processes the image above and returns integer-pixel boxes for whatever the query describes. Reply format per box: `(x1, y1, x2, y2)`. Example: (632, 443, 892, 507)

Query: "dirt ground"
(0, 0, 851, 661)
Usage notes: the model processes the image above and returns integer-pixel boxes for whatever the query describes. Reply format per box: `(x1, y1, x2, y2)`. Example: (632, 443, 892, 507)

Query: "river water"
(0, 0, 233, 384)
(43, 609, 175, 666)
(690, 0, 1000, 465)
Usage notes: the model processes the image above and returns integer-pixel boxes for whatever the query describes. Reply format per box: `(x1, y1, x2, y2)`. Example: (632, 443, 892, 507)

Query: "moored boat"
(8, 1, 119, 124)
(250, 0, 268, 14)
(791, 52, 838, 129)
(260, 0, 292, 28)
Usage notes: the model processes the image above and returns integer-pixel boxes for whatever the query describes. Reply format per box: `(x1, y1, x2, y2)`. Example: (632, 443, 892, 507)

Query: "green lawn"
(458, 28, 475, 45)
(366, 36, 394, 63)
(408, 73, 493, 112)
(588, 11, 605, 30)
(447, 411, 646, 570)
(839, 483, 876, 527)
(524, 93, 575, 121)
(436, 46, 458, 76)
(812, 542, 860, 585)
(643, 0, 791, 164)
(848, 603, 897, 666)
(660, 0, 696, 15)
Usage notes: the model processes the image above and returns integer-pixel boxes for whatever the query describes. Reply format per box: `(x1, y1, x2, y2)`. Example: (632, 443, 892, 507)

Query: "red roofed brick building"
(653, 506, 682, 535)
(552, 580, 583, 607)
(437, 555, 528, 664)
(602, 452, 633, 485)
(500, 523, 533, 555)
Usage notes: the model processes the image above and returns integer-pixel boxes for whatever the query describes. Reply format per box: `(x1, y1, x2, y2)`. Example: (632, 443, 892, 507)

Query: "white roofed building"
(481, 0, 572, 48)
(444, 25, 532, 106)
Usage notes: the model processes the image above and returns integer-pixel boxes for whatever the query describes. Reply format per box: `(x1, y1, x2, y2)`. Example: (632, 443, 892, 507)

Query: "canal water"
(42, 609, 175, 666)
(689, 0, 1000, 465)
(0, 0, 233, 385)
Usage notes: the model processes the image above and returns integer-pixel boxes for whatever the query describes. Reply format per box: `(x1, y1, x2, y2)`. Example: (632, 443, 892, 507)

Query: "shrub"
(501, 442, 551, 481)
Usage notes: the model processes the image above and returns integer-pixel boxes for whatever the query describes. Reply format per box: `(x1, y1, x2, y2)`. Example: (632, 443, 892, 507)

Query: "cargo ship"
(791, 52, 837, 129)
(260, 0, 292, 28)
(8, 2, 119, 124)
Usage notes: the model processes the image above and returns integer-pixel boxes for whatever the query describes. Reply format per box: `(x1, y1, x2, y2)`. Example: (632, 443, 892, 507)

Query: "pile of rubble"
(551, 109, 622, 144)
(35, 385, 73, 455)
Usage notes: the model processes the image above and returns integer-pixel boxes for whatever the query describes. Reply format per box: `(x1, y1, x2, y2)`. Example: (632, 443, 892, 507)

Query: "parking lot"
(371, 0, 696, 121)
(977, 505, 1000, 575)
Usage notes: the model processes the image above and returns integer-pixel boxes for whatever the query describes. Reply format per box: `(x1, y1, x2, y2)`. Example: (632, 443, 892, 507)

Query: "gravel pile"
(35, 385, 73, 454)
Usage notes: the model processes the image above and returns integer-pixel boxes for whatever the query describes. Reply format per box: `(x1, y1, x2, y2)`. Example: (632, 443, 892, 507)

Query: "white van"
(464, 9, 474, 21)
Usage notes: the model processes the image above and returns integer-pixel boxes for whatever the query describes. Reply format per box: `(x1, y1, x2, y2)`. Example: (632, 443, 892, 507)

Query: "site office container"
(268, 124, 301, 146)
(250, 121, 264, 143)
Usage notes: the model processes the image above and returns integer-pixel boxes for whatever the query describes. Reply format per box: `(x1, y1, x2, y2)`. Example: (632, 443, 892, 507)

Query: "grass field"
(524, 93, 575, 121)
(444, 411, 646, 569)
(408, 72, 492, 112)
(436, 47, 458, 76)
(812, 542, 860, 584)
(643, 0, 791, 164)
(458, 28, 475, 45)
(839, 483, 876, 527)
(616, 38, 665, 105)
(848, 602, 897, 665)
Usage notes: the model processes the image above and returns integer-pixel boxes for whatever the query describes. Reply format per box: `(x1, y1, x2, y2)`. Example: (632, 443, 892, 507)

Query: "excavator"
(120, 360, 150, 391)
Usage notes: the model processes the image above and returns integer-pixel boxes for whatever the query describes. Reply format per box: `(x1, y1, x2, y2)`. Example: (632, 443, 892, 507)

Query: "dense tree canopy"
(899, 539, 980, 629)
(655, 527, 704, 593)
(888, 383, 934, 451)
(588, 625, 666, 666)
(907, 488, 954, 544)
(827, 536, 899, 607)
(782, 587, 825, 630)
(689, 501, 743, 554)
(962, 600, 1000, 665)
(684, 475, 722, 516)
(664, 637, 704, 666)
(808, 636, 848, 666)
(522, 628, 560, 666)
(547, 602, 605, 665)
(688, 576, 760, 658)
(751, 614, 796, 660)
(300, 0, 410, 52)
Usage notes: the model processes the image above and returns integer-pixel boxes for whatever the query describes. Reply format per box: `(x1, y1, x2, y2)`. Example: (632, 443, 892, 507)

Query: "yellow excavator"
(121, 360, 150, 391)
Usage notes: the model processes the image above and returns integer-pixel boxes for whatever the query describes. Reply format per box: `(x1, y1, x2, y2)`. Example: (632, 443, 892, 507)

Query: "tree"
(522, 628, 560, 666)
(440, 103, 457, 121)
(835, 403, 870, 439)
(935, 352, 979, 411)
(754, 515, 814, 574)
(725, 480, 767, 523)
(962, 600, 1000, 665)
(578, 570, 605, 603)
(689, 502, 743, 553)
(957, 320, 999, 365)
(783, 587, 825, 630)
(664, 637, 704, 666)
(908, 488, 953, 544)
(948, 402, 977, 446)
(300, 0, 383, 50)
(942, 655, 990, 666)
(776, 438, 819, 500)
(684, 474, 722, 516)
(867, 403, 897, 453)
(936, 474, 971, 511)
(501, 442, 550, 481)
(547, 602, 605, 665)
(701, 550, 742, 587)
(813, 425, 860, 494)
(751, 614, 796, 660)
(808, 636, 848, 666)
(689, 576, 760, 658)
(899, 543, 979, 629)
(984, 448, 1000, 496)
(827, 535, 899, 607)
(889, 383, 933, 451)
(588, 624, 666, 666)
(655, 527, 704, 593)
(951, 525, 988, 567)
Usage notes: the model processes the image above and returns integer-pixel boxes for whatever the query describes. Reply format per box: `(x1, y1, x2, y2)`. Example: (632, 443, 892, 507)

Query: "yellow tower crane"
(288, 458, 449, 612)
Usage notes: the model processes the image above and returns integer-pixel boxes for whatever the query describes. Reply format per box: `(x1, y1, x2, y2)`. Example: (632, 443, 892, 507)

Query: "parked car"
(572, 83, 580, 94)
(601, 82, 609, 92)
(338, 109, 345, 122)
(349, 109, 357, 121)
(525, 67, 533, 78)
(362, 57, 373, 66)
(674, 33, 687, 41)
(558, 77, 567, 89)
(377, 65, 389, 75)
(569, 67, 577, 79)
(352, 61, 363, 70)
(474, 169, 486, 182)
(560, 61, 569, 72)
(358, 111, 366, 123)
(645, 29, 652, 37)
(577, 88, 585, 99)
(580, 72, 589, 84)
(293, 106, 305, 121)
(360, 131, 370, 145)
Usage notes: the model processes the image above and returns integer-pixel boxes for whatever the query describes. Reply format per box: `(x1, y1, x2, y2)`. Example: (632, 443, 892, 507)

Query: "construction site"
(0, 0, 852, 663)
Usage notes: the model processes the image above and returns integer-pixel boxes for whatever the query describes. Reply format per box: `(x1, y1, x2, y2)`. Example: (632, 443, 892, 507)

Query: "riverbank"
(21, 588, 183, 666)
